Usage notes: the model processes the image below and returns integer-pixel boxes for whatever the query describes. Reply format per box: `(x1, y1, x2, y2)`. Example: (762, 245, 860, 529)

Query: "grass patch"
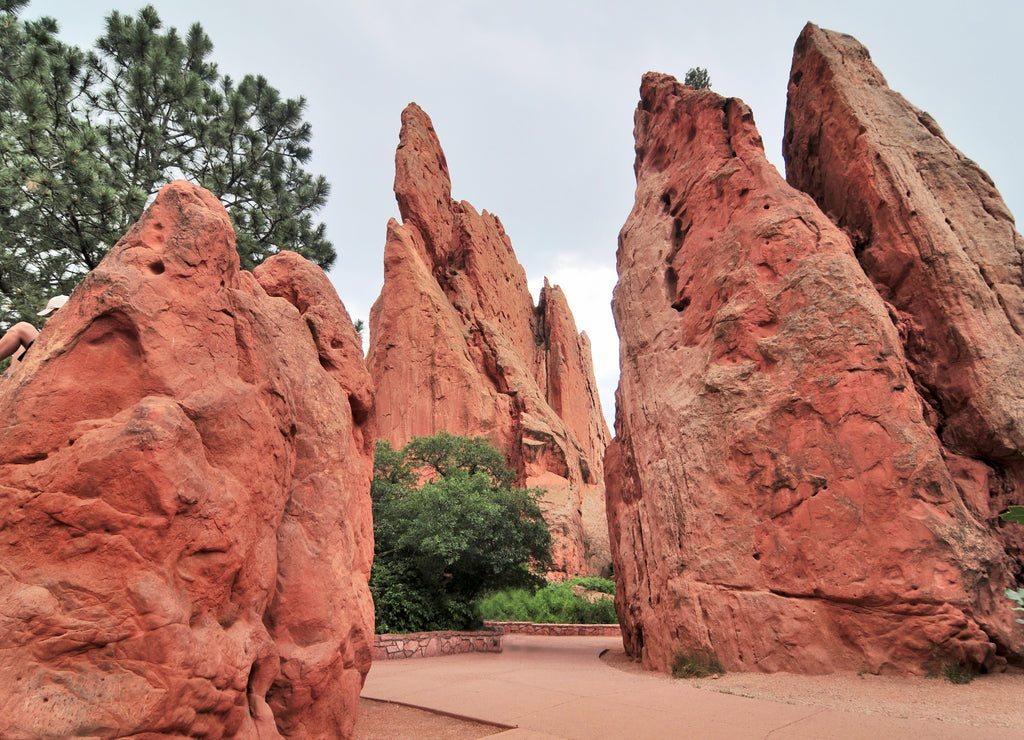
(671, 648, 724, 679)
(942, 661, 975, 684)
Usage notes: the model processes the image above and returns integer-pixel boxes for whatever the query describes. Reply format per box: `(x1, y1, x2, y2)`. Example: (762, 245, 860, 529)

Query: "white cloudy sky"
(25, 0, 1024, 428)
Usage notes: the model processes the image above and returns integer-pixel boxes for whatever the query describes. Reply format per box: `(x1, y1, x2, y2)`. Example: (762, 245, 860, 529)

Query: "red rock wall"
(0, 182, 374, 738)
(369, 104, 611, 576)
(784, 23, 1024, 566)
(607, 72, 1020, 676)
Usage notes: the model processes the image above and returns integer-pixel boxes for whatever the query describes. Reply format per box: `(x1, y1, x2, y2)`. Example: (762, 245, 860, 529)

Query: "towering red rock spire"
(784, 22, 1024, 582)
(369, 103, 611, 576)
(0, 181, 375, 737)
(607, 72, 1020, 676)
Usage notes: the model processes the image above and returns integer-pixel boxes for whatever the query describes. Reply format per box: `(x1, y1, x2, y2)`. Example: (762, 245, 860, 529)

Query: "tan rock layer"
(0, 182, 374, 738)
(369, 104, 610, 576)
(608, 72, 1019, 676)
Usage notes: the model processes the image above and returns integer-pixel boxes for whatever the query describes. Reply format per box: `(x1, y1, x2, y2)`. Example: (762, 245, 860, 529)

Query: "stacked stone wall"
(484, 622, 621, 637)
(373, 628, 503, 660)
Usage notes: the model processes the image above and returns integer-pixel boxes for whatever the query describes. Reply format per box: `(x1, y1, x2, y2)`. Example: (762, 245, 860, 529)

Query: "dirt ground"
(602, 650, 1024, 730)
(355, 651, 1024, 737)
(354, 698, 504, 739)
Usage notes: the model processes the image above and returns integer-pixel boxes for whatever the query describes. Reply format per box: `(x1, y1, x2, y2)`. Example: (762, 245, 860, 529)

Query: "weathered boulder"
(369, 104, 610, 576)
(607, 72, 1020, 676)
(784, 23, 1024, 562)
(0, 181, 375, 738)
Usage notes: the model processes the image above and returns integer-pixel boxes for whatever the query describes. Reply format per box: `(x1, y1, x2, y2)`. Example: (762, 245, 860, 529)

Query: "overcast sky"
(25, 0, 1024, 427)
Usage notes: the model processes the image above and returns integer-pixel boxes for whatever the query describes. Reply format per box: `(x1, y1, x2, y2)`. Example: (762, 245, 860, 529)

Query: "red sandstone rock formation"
(607, 72, 1021, 676)
(369, 104, 610, 576)
(784, 23, 1024, 565)
(0, 182, 374, 738)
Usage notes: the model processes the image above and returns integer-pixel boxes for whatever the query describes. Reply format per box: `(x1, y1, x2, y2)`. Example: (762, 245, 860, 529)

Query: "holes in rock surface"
(752, 552, 761, 561)
(661, 192, 673, 213)
(852, 235, 869, 260)
(763, 204, 770, 210)
(580, 458, 592, 485)
(672, 217, 685, 248)
(665, 267, 679, 309)
(791, 70, 803, 87)
(148, 260, 165, 275)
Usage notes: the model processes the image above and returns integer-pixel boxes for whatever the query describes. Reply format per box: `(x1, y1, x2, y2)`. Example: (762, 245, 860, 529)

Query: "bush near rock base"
(371, 433, 552, 634)
(671, 648, 724, 679)
(942, 661, 976, 685)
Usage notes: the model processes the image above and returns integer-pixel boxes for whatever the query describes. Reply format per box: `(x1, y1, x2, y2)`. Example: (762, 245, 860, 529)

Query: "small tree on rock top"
(684, 66, 712, 89)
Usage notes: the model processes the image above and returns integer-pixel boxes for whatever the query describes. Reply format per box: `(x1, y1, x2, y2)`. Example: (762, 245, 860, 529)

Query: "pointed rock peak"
(792, 23, 887, 88)
(113, 180, 239, 288)
(786, 21, 1024, 459)
(609, 60, 1020, 676)
(394, 103, 454, 253)
(635, 72, 765, 175)
(371, 105, 611, 577)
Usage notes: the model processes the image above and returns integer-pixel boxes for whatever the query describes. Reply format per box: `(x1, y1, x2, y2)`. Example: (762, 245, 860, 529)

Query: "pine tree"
(684, 66, 712, 90)
(0, 2, 333, 326)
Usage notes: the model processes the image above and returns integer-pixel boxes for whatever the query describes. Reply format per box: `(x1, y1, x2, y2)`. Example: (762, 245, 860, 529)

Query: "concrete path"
(361, 634, 1016, 739)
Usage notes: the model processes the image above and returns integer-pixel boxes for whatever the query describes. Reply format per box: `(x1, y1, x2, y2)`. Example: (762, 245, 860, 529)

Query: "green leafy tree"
(371, 432, 553, 633)
(684, 66, 711, 90)
(0, 1, 332, 326)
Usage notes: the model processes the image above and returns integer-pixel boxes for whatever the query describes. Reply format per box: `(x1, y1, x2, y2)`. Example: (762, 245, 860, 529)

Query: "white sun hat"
(38, 295, 69, 316)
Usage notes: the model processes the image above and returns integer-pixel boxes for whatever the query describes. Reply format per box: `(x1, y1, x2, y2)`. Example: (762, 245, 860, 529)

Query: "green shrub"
(942, 661, 975, 685)
(371, 434, 552, 633)
(999, 505, 1024, 525)
(569, 576, 616, 595)
(671, 648, 724, 679)
(1005, 587, 1024, 624)
(475, 577, 618, 624)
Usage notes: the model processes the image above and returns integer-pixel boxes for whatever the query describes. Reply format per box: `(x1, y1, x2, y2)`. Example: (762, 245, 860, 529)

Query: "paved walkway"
(361, 634, 1016, 739)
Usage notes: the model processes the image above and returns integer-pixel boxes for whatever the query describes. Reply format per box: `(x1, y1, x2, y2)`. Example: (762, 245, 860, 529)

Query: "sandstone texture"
(607, 72, 1021, 676)
(0, 182, 375, 738)
(369, 104, 610, 576)
(784, 23, 1024, 564)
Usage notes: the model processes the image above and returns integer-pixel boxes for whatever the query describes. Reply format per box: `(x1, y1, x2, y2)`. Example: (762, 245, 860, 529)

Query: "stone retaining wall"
(373, 628, 503, 660)
(484, 621, 622, 637)
(373, 623, 622, 660)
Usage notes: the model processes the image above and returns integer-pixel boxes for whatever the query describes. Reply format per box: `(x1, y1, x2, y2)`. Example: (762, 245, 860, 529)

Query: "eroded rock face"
(784, 23, 1024, 564)
(0, 181, 374, 738)
(369, 104, 610, 576)
(608, 72, 1020, 675)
